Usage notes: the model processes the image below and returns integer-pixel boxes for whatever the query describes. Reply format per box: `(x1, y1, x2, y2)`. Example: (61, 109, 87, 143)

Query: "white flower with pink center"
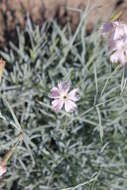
(50, 81, 79, 112)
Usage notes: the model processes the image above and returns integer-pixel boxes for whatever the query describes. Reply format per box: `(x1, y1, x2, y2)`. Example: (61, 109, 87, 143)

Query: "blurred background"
(0, 0, 126, 46)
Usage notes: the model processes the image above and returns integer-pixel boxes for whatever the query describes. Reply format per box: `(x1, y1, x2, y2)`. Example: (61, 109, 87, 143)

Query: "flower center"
(60, 92, 68, 101)
(63, 95, 67, 100)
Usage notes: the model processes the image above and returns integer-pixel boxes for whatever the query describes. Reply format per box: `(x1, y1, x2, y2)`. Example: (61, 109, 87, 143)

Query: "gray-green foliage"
(0, 14, 127, 190)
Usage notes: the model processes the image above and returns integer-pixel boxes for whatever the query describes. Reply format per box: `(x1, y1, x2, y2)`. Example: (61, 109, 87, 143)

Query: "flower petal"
(110, 51, 120, 63)
(108, 38, 117, 52)
(65, 100, 77, 112)
(119, 51, 127, 65)
(68, 88, 79, 102)
(100, 22, 113, 38)
(50, 87, 60, 98)
(58, 81, 70, 93)
(110, 50, 127, 65)
(52, 99, 64, 112)
(112, 22, 127, 41)
(0, 165, 6, 177)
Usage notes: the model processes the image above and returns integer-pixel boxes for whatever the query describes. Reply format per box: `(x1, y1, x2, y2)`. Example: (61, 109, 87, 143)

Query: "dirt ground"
(0, 0, 126, 46)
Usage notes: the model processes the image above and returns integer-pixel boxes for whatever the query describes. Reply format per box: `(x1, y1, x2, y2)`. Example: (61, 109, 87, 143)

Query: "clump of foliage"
(0, 13, 127, 190)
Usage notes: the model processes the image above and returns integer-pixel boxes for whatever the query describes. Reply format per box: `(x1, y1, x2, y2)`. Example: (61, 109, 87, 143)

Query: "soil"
(0, 0, 126, 46)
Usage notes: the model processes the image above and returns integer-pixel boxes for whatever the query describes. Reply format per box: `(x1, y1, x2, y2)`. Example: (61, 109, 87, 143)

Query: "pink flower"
(110, 38, 127, 65)
(100, 21, 127, 40)
(101, 21, 127, 65)
(0, 164, 6, 177)
(50, 81, 79, 112)
(111, 21, 127, 41)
